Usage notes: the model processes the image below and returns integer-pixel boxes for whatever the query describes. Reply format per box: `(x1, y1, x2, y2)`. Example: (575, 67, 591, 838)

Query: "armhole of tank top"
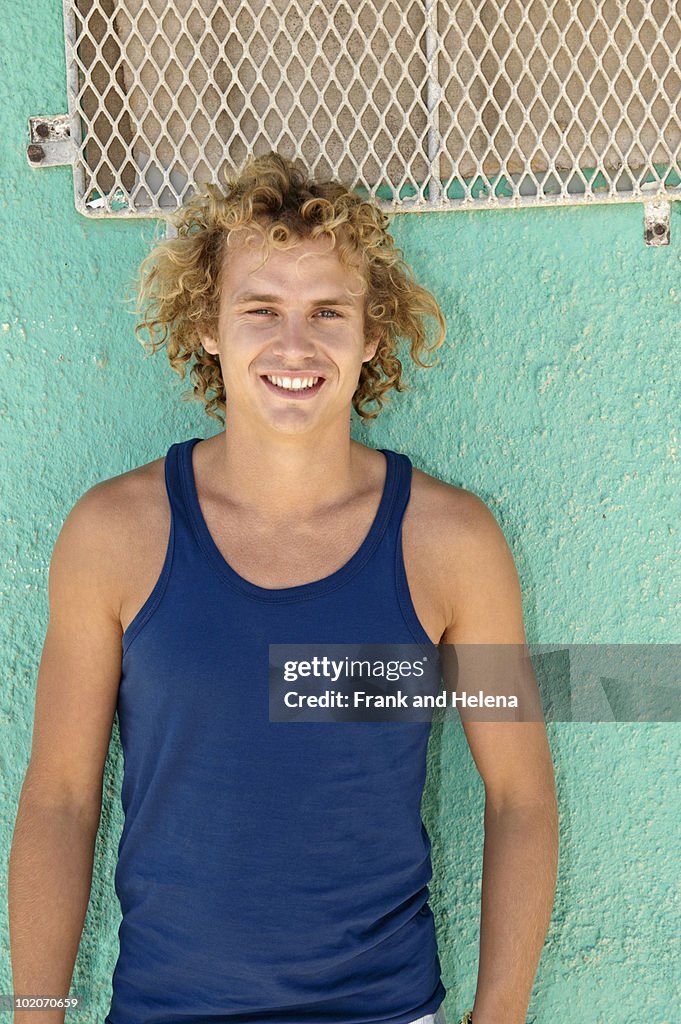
(394, 468, 439, 656)
(120, 451, 176, 659)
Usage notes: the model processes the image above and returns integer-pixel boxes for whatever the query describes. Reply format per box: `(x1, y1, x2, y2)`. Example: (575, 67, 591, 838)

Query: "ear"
(358, 325, 378, 366)
(362, 330, 380, 364)
(199, 329, 219, 357)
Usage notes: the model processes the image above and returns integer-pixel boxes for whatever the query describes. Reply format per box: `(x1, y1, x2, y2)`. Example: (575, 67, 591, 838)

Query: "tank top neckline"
(178, 436, 401, 603)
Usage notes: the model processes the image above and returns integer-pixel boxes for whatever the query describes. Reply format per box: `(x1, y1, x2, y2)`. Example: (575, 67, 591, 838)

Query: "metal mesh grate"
(61, 0, 681, 217)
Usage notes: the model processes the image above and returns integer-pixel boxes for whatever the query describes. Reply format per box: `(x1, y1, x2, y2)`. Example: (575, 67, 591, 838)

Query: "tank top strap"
(376, 446, 415, 552)
(372, 447, 437, 654)
(163, 435, 203, 543)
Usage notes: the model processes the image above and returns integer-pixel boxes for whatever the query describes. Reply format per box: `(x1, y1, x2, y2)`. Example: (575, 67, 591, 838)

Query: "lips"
(260, 375, 326, 398)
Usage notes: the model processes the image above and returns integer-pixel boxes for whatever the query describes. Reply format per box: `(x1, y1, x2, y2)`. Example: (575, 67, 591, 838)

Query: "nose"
(270, 318, 318, 361)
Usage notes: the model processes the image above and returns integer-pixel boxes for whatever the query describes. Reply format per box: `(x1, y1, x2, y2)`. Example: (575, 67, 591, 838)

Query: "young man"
(9, 153, 558, 1024)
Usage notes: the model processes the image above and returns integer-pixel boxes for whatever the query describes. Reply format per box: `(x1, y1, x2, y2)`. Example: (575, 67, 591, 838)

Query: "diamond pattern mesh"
(63, 0, 681, 217)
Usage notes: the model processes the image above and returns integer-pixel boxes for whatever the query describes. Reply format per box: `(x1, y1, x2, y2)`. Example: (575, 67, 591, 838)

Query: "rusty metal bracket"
(642, 184, 672, 246)
(26, 115, 76, 169)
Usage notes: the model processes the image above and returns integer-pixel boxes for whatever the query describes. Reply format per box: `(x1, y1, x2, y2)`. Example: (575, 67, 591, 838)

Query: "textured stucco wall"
(1, 3, 679, 1023)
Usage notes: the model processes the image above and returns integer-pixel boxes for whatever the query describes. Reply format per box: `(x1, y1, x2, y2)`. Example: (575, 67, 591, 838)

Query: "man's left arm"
(440, 492, 559, 1024)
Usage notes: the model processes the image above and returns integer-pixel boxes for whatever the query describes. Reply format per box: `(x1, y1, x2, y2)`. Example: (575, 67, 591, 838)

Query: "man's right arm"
(8, 482, 126, 1024)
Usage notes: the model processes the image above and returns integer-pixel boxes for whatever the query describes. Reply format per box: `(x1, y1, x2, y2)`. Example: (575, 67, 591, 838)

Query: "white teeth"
(266, 375, 320, 390)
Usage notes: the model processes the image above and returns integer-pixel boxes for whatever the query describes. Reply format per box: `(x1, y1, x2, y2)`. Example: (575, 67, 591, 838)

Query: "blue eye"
(247, 309, 339, 318)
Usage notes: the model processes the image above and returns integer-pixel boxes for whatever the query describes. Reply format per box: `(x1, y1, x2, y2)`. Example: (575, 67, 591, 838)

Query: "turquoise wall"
(1, 4, 678, 1023)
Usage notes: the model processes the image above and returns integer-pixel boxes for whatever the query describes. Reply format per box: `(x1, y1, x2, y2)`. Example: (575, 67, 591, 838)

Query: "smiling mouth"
(260, 375, 326, 397)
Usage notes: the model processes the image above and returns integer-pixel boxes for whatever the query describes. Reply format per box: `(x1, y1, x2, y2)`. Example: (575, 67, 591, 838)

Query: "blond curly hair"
(128, 150, 447, 425)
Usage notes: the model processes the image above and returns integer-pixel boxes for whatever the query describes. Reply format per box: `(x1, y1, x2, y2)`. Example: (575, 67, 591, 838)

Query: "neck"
(204, 421, 371, 521)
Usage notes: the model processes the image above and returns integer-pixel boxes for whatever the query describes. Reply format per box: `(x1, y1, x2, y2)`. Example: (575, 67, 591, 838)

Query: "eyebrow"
(231, 291, 357, 308)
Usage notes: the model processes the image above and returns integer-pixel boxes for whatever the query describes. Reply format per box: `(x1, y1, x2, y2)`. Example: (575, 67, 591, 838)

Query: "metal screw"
(654, 222, 666, 236)
(27, 144, 45, 163)
(35, 122, 50, 138)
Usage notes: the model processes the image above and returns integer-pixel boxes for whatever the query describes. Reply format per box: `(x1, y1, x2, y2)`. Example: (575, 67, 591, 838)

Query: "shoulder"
(70, 451, 166, 532)
(408, 461, 526, 643)
(408, 459, 499, 543)
(55, 452, 168, 608)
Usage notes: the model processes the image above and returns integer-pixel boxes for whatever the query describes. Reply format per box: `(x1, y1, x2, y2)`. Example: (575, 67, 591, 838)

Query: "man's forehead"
(221, 228, 364, 293)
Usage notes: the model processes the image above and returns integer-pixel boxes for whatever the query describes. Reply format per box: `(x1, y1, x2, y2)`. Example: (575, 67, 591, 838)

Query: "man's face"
(200, 229, 379, 436)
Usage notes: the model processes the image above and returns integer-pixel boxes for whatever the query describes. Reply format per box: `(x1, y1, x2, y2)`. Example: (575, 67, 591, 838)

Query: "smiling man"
(9, 152, 558, 1024)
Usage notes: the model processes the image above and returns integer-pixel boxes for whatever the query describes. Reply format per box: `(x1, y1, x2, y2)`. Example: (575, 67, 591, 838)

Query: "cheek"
(326, 332, 367, 360)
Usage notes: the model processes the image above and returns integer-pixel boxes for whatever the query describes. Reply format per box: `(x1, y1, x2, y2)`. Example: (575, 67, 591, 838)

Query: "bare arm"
(441, 493, 559, 1024)
(8, 483, 125, 1024)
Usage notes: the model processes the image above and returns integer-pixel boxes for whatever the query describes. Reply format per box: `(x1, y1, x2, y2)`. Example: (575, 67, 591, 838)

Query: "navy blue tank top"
(106, 436, 447, 1024)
